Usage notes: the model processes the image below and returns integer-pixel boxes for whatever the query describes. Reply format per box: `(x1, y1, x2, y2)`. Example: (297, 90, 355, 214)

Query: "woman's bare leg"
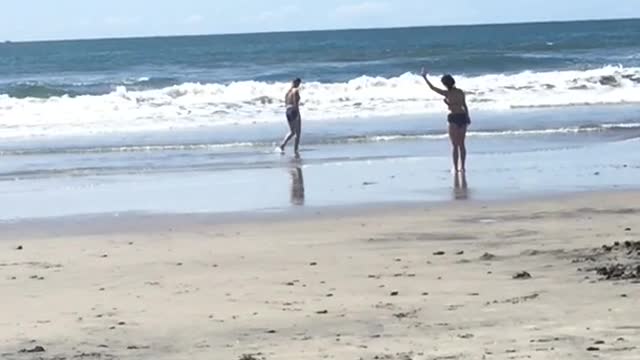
(459, 125, 467, 172)
(448, 123, 459, 172)
(293, 116, 301, 155)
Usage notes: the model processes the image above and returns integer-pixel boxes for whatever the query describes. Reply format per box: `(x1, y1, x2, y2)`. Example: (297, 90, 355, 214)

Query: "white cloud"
(334, 2, 390, 18)
(103, 16, 142, 26)
(184, 15, 205, 25)
(246, 5, 300, 24)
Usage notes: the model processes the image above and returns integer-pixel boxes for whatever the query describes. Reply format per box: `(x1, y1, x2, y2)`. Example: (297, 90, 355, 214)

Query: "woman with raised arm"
(421, 68, 470, 173)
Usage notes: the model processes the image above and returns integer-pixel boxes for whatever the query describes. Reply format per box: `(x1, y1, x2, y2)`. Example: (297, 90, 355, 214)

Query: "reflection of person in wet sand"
(421, 68, 470, 173)
(453, 171, 469, 200)
(290, 166, 305, 206)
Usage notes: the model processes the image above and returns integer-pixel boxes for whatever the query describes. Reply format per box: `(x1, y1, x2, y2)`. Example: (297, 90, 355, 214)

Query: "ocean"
(1, 19, 639, 219)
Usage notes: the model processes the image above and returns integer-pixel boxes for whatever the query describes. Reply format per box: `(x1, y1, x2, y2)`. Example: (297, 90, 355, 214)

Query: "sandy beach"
(3, 13, 640, 360)
(1, 191, 639, 360)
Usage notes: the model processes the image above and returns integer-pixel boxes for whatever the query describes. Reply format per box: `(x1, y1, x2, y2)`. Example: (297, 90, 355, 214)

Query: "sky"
(1, 0, 639, 41)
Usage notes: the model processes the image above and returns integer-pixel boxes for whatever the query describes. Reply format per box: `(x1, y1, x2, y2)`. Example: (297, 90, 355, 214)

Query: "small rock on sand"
(19, 346, 45, 353)
(480, 253, 496, 261)
(16, 245, 23, 250)
(127, 345, 150, 350)
(586, 346, 600, 351)
(390, 291, 399, 296)
(433, 251, 445, 256)
(239, 354, 265, 360)
(513, 271, 532, 280)
(315, 310, 328, 315)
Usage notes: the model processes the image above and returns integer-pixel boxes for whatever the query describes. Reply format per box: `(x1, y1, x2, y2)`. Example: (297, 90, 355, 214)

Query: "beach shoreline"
(2, 129, 639, 221)
(0, 187, 638, 239)
(2, 190, 639, 359)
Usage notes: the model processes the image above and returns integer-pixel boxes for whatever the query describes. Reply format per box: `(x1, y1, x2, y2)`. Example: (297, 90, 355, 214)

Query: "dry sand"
(1, 191, 639, 360)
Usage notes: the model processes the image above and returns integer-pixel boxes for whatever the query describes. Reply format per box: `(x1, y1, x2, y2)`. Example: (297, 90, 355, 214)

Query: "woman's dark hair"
(441, 74, 455, 89)
(293, 78, 302, 87)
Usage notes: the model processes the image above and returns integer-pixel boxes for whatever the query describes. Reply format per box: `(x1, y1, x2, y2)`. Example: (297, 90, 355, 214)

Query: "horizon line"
(4, 16, 638, 44)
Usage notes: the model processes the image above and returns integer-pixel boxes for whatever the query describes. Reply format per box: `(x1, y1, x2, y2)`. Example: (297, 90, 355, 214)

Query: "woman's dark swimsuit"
(286, 106, 301, 133)
(286, 106, 299, 123)
(448, 113, 470, 128)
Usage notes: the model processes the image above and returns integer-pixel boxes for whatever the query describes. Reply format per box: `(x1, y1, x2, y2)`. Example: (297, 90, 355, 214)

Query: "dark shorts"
(286, 107, 301, 132)
(448, 113, 470, 128)
(286, 107, 299, 123)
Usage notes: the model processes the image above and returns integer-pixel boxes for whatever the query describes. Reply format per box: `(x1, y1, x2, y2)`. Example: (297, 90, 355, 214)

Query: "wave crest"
(1, 66, 640, 139)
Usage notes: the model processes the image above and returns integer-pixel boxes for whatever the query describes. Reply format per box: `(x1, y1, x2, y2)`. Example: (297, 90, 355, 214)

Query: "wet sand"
(1, 191, 639, 359)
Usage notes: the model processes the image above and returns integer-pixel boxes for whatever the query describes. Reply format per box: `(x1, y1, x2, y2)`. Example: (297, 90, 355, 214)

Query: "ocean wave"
(0, 76, 182, 99)
(5, 83, 84, 99)
(1, 66, 640, 139)
(352, 124, 640, 142)
(2, 123, 639, 156)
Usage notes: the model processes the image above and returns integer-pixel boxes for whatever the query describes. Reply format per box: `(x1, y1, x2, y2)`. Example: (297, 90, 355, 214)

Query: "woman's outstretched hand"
(420, 67, 428, 78)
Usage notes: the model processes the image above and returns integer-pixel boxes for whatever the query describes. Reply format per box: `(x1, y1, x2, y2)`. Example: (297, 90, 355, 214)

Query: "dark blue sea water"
(1, 18, 639, 140)
(1, 19, 639, 97)
(1, 19, 639, 219)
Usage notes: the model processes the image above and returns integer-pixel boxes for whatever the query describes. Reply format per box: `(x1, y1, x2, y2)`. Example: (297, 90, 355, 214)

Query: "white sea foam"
(1, 65, 639, 139)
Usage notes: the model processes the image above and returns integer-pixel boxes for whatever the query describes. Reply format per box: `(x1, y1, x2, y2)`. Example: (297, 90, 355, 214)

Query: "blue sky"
(1, 0, 639, 41)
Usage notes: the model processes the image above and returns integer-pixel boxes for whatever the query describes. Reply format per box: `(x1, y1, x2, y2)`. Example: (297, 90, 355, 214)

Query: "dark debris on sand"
(575, 241, 640, 281)
(513, 271, 532, 280)
(19, 346, 45, 353)
(596, 264, 640, 280)
(240, 354, 266, 360)
(367, 351, 417, 360)
(393, 309, 420, 319)
(480, 252, 496, 261)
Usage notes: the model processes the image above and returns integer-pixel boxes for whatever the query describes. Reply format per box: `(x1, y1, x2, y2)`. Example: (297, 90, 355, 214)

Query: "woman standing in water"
(421, 68, 470, 173)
